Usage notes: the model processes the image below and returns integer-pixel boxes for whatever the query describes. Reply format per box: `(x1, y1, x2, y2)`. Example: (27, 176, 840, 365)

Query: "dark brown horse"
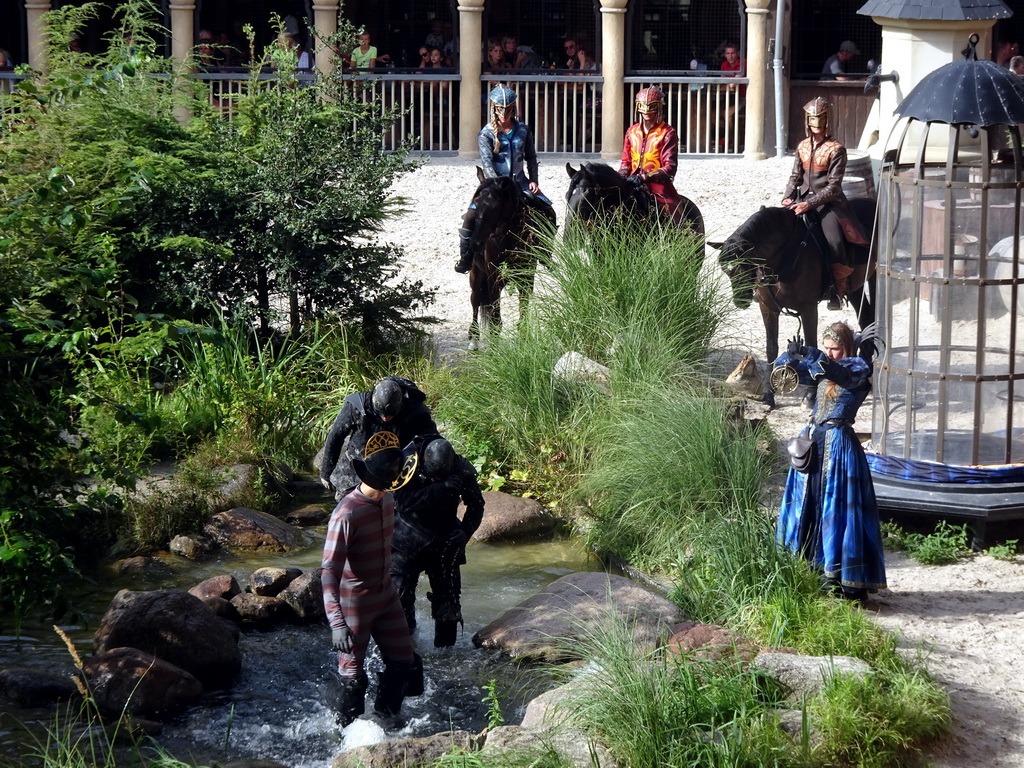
(564, 162, 704, 237)
(465, 168, 544, 349)
(710, 198, 876, 406)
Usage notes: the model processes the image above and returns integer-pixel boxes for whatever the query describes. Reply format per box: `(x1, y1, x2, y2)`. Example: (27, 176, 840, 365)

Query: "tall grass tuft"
(535, 221, 729, 389)
(556, 611, 800, 768)
(577, 383, 773, 571)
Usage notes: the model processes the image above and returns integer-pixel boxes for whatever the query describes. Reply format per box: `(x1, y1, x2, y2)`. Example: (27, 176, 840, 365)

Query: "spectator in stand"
(564, 36, 596, 71)
(995, 40, 1020, 69)
(0, 48, 14, 70)
(483, 38, 510, 91)
(821, 40, 860, 81)
(442, 20, 457, 66)
(417, 45, 431, 69)
(425, 19, 445, 50)
(501, 35, 526, 69)
(1012, 55, 1024, 76)
(720, 41, 746, 99)
(214, 30, 242, 68)
(196, 29, 220, 71)
(351, 30, 377, 70)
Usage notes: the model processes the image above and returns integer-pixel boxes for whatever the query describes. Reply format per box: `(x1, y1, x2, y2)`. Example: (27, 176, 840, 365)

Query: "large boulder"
(285, 503, 330, 526)
(665, 621, 758, 666)
(0, 667, 79, 707)
(279, 569, 325, 622)
(752, 651, 874, 702)
(472, 572, 686, 662)
(82, 647, 203, 719)
(248, 566, 302, 596)
(471, 492, 559, 542)
(332, 730, 477, 768)
(189, 574, 242, 601)
(204, 507, 308, 552)
(93, 589, 241, 688)
(230, 593, 291, 626)
(481, 725, 620, 768)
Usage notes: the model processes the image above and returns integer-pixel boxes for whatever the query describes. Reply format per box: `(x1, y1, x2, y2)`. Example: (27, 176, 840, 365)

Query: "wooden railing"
(2, 69, 749, 156)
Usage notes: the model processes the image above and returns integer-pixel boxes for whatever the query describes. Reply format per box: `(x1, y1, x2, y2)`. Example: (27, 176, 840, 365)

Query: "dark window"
(627, 0, 744, 73)
(790, 0, 881, 80)
(343, 0, 458, 69)
(483, 0, 599, 70)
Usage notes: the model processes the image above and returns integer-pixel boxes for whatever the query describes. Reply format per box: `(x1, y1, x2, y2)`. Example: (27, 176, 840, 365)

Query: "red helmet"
(635, 86, 665, 116)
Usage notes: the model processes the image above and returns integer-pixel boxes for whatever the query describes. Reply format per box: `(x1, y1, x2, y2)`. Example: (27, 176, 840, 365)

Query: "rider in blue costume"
(774, 321, 886, 601)
(454, 84, 557, 274)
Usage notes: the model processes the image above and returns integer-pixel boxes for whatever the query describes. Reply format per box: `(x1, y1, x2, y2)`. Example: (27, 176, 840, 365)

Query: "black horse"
(465, 168, 546, 349)
(710, 198, 877, 405)
(564, 162, 704, 237)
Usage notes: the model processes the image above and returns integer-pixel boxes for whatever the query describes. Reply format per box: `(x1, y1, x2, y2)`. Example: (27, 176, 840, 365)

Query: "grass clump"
(577, 384, 773, 572)
(808, 668, 951, 767)
(881, 521, 972, 565)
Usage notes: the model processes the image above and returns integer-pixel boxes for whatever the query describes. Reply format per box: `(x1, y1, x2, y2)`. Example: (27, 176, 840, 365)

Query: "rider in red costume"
(618, 86, 686, 225)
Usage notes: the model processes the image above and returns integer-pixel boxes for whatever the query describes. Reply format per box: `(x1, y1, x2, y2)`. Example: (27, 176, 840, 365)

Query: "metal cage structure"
(869, 37, 1024, 542)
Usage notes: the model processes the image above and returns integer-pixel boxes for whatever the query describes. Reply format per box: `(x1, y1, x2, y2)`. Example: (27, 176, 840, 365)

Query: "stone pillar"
(312, 0, 340, 76)
(743, 0, 770, 160)
(168, 1, 196, 68)
(457, 0, 485, 158)
(25, 1, 52, 72)
(600, 0, 628, 161)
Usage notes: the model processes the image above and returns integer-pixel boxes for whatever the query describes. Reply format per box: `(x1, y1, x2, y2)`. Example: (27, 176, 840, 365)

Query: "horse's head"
(710, 207, 800, 309)
(709, 234, 758, 310)
(565, 162, 637, 225)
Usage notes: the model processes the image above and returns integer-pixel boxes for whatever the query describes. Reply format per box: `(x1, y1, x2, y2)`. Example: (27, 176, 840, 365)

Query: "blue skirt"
(777, 425, 887, 592)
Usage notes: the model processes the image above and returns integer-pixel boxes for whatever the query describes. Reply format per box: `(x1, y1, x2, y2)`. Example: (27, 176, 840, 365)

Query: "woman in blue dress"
(453, 84, 557, 274)
(774, 321, 886, 600)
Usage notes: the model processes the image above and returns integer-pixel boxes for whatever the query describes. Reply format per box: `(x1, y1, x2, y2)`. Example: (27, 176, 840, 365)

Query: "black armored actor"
(391, 436, 485, 647)
(319, 376, 439, 499)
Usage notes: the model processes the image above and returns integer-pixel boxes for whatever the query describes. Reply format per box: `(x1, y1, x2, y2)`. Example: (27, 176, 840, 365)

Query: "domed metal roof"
(857, 0, 1011, 21)
(894, 35, 1024, 126)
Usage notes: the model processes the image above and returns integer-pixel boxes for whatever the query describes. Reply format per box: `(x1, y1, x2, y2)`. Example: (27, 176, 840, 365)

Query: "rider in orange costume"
(618, 86, 686, 224)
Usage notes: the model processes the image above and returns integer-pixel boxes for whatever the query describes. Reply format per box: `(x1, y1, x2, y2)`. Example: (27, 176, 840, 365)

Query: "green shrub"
(809, 668, 950, 767)
(901, 521, 972, 565)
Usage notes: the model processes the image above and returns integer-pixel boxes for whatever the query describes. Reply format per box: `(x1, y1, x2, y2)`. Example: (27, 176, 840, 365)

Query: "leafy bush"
(885, 520, 972, 566)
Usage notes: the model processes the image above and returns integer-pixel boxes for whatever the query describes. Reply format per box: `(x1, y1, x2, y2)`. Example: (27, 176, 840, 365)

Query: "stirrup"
(826, 290, 842, 311)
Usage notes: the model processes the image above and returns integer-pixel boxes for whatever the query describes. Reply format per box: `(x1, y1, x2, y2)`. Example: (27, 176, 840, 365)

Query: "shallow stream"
(0, 526, 600, 767)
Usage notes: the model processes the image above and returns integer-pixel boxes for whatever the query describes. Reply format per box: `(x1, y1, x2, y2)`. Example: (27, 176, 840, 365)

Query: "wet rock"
(113, 556, 172, 577)
(219, 761, 291, 768)
(481, 725, 620, 768)
(279, 569, 326, 622)
(332, 729, 476, 767)
(249, 566, 302, 596)
(83, 647, 202, 719)
(204, 507, 308, 552)
(230, 593, 291, 626)
(93, 589, 241, 688)
(0, 667, 79, 707)
(473, 572, 685, 662)
(471, 492, 559, 542)
(286, 503, 330, 526)
(200, 595, 242, 623)
(753, 651, 873, 702)
(189, 574, 242, 601)
(169, 533, 216, 560)
(665, 621, 758, 665)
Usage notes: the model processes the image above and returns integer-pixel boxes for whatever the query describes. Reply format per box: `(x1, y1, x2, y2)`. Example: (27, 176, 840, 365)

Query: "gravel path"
(383, 153, 1024, 766)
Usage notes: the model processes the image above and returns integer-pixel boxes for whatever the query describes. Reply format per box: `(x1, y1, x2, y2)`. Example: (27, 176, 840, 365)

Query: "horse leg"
(759, 296, 780, 409)
(468, 262, 483, 351)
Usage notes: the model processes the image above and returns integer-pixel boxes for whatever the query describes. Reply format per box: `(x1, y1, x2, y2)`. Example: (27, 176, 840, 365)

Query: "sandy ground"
(383, 153, 1024, 765)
